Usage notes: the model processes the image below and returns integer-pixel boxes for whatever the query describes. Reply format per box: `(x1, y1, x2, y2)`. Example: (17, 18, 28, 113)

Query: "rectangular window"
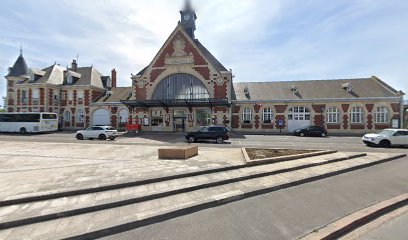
(68, 91, 73, 101)
(32, 89, 40, 105)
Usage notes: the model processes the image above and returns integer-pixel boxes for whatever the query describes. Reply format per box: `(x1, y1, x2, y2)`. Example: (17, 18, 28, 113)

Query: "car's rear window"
(106, 127, 116, 131)
(209, 127, 225, 132)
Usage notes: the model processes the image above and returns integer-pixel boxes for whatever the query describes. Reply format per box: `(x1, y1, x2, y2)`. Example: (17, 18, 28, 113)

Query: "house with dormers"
(5, 53, 115, 129)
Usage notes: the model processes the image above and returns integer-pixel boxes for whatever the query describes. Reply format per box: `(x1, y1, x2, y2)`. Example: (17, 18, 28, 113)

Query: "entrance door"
(174, 118, 186, 132)
(93, 109, 110, 126)
(287, 107, 311, 132)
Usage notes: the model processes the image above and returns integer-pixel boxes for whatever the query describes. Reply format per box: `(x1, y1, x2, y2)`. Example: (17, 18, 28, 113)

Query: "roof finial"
(19, 45, 23, 56)
(184, 0, 192, 10)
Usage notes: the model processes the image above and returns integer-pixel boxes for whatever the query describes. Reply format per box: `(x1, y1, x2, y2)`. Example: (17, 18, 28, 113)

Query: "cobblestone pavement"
(0, 141, 245, 201)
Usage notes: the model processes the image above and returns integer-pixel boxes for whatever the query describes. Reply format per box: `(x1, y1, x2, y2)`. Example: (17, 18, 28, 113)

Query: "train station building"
(5, 1, 405, 134)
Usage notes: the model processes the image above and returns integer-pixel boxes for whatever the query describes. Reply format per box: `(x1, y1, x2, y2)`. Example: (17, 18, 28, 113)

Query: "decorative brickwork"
(314, 115, 325, 126)
(193, 67, 210, 80)
(73, 90, 77, 106)
(327, 124, 341, 129)
(28, 89, 32, 105)
(214, 107, 228, 113)
(375, 124, 390, 130)
(40, 88, 45, 105)
(150, 69, 166, 82)
(343, 115, 349, 129)
(312, 104, 326, 113)
(254, 115, 260, 129)
(254, 104, 262, 113)
(136, 86, 147, 100)
(274, 105, 287, 114)
(111, 115, 117, 128)
(241, 124, 253, 129)
(84, 90, 90, 106)
(17, 89, 20, 105)
(391, 103, 400, 113)
(341, 104, 350, 112)
(232, 115, 240, 128)
(367, 114, 373, 130)
(350, 124, 365, 130)
(214, 82, 227, 99)
(262, 124, 274, 129)
(233, 106, 241, 114)
(365, 104, 374, 113)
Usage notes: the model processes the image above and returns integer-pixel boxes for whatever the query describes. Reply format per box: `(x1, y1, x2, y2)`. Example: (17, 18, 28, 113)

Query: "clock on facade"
(184, 14, 190, 20)
(217, 77, 224, 85)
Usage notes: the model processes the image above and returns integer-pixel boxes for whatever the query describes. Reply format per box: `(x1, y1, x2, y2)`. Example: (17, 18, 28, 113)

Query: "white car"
(362, 129, 408, 148)
(76, 126, 118, 141)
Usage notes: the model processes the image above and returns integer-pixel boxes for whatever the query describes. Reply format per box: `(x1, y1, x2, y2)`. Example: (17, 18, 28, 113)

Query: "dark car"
(293, 125, 327, 137)
(185, 126, 230, 144)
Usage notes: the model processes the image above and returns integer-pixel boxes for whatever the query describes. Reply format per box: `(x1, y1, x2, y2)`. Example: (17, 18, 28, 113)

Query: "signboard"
(278, 120, 284, 126)
(143, 117, 149, 126)
(392, 119, 399, 128)
(188, 114, 194, 123)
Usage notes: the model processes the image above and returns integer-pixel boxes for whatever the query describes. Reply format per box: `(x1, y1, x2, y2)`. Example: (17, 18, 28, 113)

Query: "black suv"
(293, 125, 328, 137)
(185, 126, 230, 144)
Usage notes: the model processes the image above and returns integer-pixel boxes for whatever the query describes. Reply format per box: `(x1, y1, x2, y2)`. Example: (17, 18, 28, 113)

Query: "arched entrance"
(287, 106, 311, 132)
(152, 74, 210, 132)
(92, 109, 110, 126)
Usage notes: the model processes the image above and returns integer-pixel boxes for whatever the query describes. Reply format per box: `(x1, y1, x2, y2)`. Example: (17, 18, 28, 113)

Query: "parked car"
(293, 125, 328, 137)
(76, 126, 118, 140)
(185, 126, 230, 144)
(362, 129, 408, 148)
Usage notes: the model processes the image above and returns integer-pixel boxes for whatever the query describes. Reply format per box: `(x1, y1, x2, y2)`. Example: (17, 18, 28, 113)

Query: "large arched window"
(152, 74, 210, 100)
(63, 111, 71, 122)
(326, 106, 340, 123)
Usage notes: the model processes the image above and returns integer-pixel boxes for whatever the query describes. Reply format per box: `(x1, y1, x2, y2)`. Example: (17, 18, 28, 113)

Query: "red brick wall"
(375, 124, 390, 130)
(136, 86, 147, 100)
(28, 89, 32, 105)
(111, 115, 117, 128)
(91, 90, 104, 102)
(365, 104, 374, 112)
(350, 124, 365, 130)
(274, 105, 287, 114)
(48, 89, 54, 106)
(193, 67, 210, 80)
(232, 115, 240, 128)
(73, 90, 77, 106)
(150, 69, 166, 82)
(254, 104, 261, 113)
(40, 88, 45, 105)
(233, 106, 241, 114)
(342, 104, 350, 129)
(391, 103, 400, 113)
(367, 114, 373, 130)
(262, 124, 274, 129)
(327, 124, 341, 129)
(17, 89, 20, 105)
(254, 115, 260, 129)
(84, 90, 90, 106)
(214, 107, 228, 113)
(214, 82, 227, 99)
(241, 124, 253, 129)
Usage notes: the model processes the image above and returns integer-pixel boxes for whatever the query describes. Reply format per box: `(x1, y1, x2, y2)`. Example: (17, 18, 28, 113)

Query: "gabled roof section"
(233, 77, 402, 101)
(25, 64, 66, 85)
(71, 67, 105, 89)
(135, 23, 228, 77)
(7, 53, 29, 77)
(94, 87, 133, 103)
(194, 40, 227, 72)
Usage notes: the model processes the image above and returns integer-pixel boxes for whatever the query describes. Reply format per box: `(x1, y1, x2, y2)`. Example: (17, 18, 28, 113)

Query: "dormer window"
(29, 73, 35, 82)
(342, 83, 352, 92)
(67, 75, 73, 85)
(291, 85, 299, 94)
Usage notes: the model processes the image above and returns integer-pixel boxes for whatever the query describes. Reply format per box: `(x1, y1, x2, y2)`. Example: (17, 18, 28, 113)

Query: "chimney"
(111, 68, 117, 88)
(71, 59, 78, 71)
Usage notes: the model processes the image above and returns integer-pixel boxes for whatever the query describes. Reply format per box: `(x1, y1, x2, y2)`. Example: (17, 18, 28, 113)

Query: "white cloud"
(1, 0, 407, 106)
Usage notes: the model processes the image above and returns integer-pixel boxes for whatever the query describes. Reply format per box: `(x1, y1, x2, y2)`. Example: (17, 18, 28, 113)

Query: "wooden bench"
(158, 146, 198, 160)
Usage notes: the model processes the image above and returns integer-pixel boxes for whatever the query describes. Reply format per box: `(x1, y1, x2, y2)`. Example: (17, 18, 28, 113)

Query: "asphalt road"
(101, 156, 408, 240)
(0, 132, 406, 154)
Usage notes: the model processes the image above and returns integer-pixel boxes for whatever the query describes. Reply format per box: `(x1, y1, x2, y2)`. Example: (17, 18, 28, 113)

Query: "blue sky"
(1, 0, 407, 106)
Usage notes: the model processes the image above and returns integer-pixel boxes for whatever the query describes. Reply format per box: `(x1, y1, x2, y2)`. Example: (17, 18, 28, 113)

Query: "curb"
(63, 153, 407, 240)
(299, 193, 408, 240)
(242, 149, 337, 166)
(0, 152, 365, 230)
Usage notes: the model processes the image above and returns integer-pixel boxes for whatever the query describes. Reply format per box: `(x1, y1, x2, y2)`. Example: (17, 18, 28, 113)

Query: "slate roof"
(232, 77, 402, 101)
(15, 64, 107, 89)
(194, 40, 227, 72)
(7, 54, 29, 77)
(94, 87, 133, 103)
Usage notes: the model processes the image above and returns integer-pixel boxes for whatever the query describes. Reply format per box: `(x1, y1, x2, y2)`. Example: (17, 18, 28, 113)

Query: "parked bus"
(0, 112, 58, 134)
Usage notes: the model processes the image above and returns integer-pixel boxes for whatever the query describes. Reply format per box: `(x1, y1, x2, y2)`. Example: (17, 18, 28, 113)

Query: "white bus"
(0, 112, 58, 134)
